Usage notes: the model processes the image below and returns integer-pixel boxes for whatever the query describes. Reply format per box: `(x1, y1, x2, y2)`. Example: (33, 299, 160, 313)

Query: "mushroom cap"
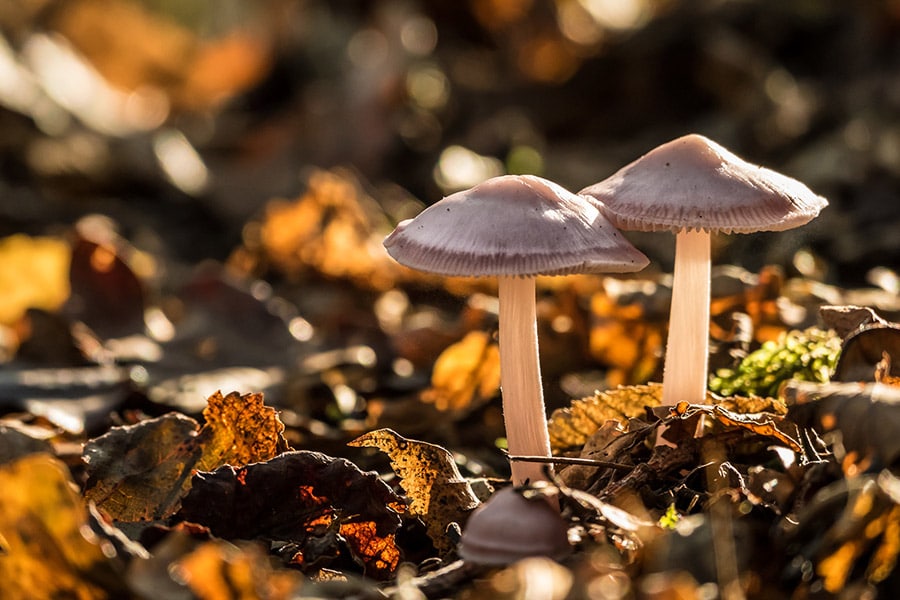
(458, 487, 571, 565)
(579, 134, 828, 234)
(383, 174, 649, 277)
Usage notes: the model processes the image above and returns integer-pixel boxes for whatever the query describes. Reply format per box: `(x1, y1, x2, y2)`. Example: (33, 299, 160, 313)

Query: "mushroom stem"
(497, 275, 552, 486)
(662, 229, 711, 406)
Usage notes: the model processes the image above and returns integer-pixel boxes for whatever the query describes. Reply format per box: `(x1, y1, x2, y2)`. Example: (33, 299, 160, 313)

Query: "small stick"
(508, 454, 632, 472)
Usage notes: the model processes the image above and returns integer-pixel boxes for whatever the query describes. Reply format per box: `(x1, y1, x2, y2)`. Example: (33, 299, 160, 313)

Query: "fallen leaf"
(83, 390, 288, 524)
(179, 450, 405, 579)
(548, 383, 664, 452)
(349, 428, 480, 554)
(419, 331, 500, 412)
(0, 454, 128, 599)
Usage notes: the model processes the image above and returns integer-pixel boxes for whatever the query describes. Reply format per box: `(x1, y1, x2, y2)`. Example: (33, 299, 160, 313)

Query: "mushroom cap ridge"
(579, 134, 828, 234)
(384, 174, 649, 277)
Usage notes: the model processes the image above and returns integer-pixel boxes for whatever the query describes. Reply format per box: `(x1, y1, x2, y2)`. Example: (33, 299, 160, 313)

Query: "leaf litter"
(3, 3, 900, 595)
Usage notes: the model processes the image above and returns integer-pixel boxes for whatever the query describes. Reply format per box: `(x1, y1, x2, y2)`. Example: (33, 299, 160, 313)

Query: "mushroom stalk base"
(662, 229, 711, 406)
(498, 276, 552, 486)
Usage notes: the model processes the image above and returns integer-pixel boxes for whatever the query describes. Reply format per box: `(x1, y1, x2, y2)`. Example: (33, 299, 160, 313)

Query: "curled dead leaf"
(349, 428, 480, 554)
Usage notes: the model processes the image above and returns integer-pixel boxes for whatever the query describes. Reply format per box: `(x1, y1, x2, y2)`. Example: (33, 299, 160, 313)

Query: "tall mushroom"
(580, 134, 828, 409)
(384, 174, 648, 485)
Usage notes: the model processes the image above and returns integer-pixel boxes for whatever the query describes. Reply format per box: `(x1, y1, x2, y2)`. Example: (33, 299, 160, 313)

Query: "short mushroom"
(384, 174, 648, 485)
(580, 134, 828, 409)
(457, 486, 571, 565)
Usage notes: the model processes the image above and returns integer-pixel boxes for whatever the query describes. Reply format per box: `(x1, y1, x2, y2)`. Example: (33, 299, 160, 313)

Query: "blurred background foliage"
(1, 0, 899, 283)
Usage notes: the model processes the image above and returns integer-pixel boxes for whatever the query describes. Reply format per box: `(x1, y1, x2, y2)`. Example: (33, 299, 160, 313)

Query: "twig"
(507, 454, 633, 472)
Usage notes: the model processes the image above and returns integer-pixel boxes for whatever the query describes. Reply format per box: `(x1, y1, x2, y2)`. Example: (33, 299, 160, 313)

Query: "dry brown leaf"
(548, 383, 664, 452)
(195, 390, 290, 472)
(349, 428, 479, 554)
(0, 454, 126, 599)
(83, 390, 288, 523)
(420, 331, 501, 412)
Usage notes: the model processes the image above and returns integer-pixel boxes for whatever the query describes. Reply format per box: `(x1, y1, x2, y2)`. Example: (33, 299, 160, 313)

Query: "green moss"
(708, 328, 841, 397)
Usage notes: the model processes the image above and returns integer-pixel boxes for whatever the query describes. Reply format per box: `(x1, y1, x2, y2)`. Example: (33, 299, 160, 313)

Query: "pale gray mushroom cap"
(458, 487, 571, 565)
(579, 134, 828, 234)
(383, 174, 649, 277)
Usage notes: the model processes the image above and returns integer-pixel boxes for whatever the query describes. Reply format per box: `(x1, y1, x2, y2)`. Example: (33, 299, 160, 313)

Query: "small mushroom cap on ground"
(458, 487, 571, 565)
(580, 133, 828, 234)
(384, 174, 649, 277)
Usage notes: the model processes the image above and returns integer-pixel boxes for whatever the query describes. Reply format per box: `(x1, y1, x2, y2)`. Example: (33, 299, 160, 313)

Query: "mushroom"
(580, 134, 828, 409)
(457, 486, 571, 565)
(384, 174, 648, 485)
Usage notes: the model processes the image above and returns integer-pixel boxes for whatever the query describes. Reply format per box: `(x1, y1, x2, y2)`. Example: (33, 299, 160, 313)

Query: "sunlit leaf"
(349, 428, 479, 554)
(0, 454, 127, 599)
(419, 331, 500, 412)
(179, 450, 405, 579)
(548, 383, 664, 452)
(83, 390, 288, 523)
(0, 234, 70, 326)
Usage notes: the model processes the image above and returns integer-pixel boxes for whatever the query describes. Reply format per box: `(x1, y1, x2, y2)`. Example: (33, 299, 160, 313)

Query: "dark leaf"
(179, 450, 405, 579)
(83, 390, 288, 524)
(833, 323, 900, 383)
(784, 380, 900, 467)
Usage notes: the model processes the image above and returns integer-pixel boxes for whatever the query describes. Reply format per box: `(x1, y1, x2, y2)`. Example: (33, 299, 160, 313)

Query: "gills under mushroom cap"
(384, 174, 649, 277)
(580, 134, 828, 234)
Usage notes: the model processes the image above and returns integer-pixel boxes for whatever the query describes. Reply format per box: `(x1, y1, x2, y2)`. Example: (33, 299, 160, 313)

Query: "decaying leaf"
(784, 380, 900, 467)
(349, 428, 480, 554)
(0, 454, 128, 599)
(548, 383, 664, 452)
(179, 450, 405, 579)
(83, 390, 288, 524)
(419, 331, 501, 412)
